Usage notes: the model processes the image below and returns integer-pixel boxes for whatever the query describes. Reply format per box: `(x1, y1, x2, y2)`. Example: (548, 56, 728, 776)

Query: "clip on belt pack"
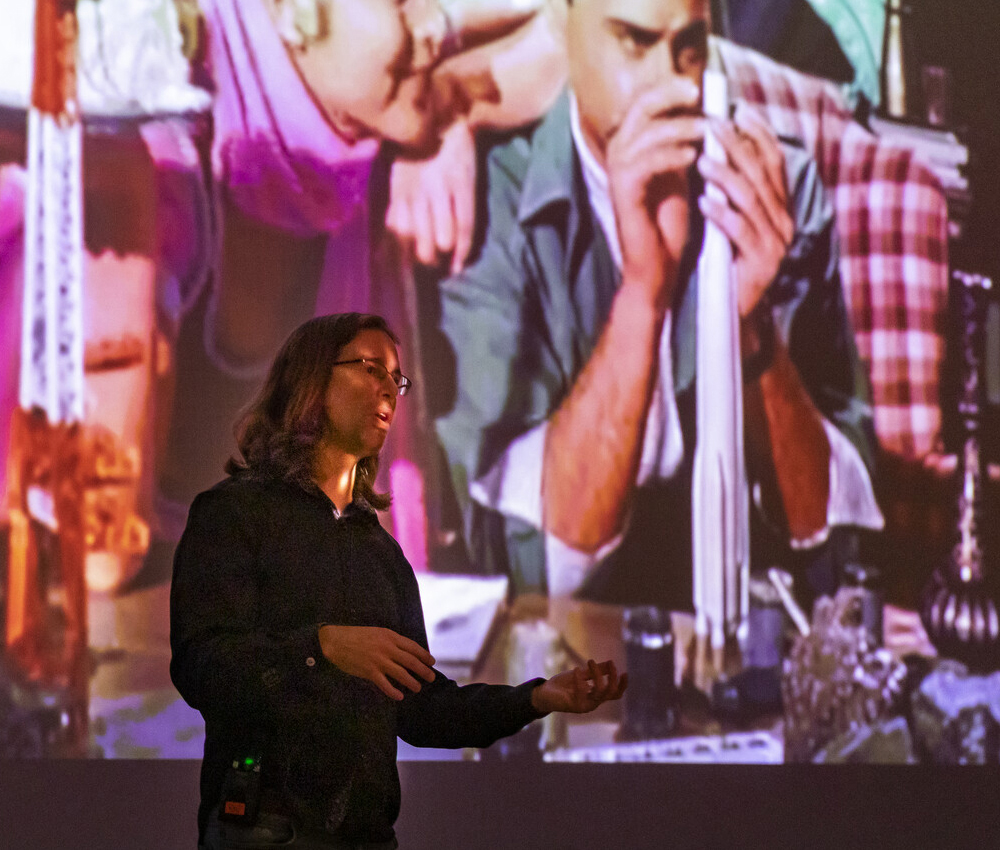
(219, 754, 262, 824)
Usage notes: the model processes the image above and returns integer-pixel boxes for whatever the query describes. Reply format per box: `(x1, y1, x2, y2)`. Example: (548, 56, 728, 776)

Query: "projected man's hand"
(318, 624, 437, 701)
(696, 105, 794, 318)
(606, 79, 704, 311)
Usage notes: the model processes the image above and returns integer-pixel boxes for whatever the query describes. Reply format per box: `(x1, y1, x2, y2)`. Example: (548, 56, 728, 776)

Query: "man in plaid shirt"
(424, 0, 895, 610)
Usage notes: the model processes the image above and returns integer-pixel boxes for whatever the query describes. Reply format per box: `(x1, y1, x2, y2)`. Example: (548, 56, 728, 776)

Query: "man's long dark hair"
(225, 313, 398, 510)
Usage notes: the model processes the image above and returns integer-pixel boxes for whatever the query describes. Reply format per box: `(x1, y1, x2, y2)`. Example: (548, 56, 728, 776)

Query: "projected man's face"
(280, 0, 451, 151)
(567, 0, 710, 163)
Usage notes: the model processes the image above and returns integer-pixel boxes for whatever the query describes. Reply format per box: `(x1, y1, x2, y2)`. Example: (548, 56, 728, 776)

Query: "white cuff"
(469, 316, 685, 593)
(545, 530, 624, 598)
(468, 422, 627, 596)
(468, 422, 547, 527)
(789, 417, 885, 550)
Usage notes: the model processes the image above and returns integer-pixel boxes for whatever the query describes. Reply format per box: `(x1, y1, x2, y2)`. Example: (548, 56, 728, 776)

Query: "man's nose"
(642, 41, 675, 88)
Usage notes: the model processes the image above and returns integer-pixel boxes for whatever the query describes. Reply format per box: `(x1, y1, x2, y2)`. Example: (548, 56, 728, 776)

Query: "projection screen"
(0, 0, 997, 767)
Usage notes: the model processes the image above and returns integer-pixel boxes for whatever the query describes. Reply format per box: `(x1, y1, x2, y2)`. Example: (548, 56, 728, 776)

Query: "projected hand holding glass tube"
(691, 68, 750, 674)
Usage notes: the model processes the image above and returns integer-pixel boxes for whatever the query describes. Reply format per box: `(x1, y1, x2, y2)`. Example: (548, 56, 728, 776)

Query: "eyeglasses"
(332, 358, 412, 396)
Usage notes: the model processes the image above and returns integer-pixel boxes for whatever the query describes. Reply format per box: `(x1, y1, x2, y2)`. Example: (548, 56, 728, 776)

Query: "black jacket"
(170, 474, 542, 843)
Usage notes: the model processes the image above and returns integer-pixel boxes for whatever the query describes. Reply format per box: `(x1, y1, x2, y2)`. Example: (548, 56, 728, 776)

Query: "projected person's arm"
(438, 0, 549, 39)
(541, 82, 702, 553)
(744, 333, 831, 540)
(386, 1, 567, 270)
(456, 0, 568, 131)
(385, 118, 477, 274)
(405, 0, 567, 126)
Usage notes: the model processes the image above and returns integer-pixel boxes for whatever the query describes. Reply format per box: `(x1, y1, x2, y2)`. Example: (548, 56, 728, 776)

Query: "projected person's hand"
(696, 105, 794, 318)
(386, 118, 476, 274)
(606, 80, 704, 312)
(529, 659, 628, 714)
(318, 624, 437, 701)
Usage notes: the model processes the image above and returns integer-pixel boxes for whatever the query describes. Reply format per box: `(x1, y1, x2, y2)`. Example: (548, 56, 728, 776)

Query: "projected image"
(0, 0, 997, 772)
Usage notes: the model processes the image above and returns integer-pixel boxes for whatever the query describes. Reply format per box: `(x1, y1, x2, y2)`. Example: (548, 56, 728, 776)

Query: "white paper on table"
(691, 69, 750, 649)
(415, 573, 509, 668)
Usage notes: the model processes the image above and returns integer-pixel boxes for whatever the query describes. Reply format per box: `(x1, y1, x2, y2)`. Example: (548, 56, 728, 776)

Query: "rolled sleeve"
(465, 315, 685, 596)
(469, 423, 546, 528)
(467, 421, 618, 595)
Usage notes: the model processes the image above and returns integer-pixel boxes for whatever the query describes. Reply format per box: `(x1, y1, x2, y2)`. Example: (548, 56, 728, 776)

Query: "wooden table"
(467, 592, 936, 760)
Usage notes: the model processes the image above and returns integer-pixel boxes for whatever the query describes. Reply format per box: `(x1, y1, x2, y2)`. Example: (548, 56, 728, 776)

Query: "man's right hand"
(317, 625, 437, 701)
(605, 79, 704, 310)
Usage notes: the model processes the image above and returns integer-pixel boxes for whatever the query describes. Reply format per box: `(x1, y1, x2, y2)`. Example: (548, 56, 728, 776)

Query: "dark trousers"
(201, 807, 399, 850)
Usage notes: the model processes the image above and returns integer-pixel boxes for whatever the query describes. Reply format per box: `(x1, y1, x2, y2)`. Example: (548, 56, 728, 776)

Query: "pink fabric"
(0, 166, 26, 515)
(197, 0, 419, 547)
(140, 119, 214, 332)
(142, 0, 382, 326)
(201, 0, 378, 238)
(197, 0, 394, 371)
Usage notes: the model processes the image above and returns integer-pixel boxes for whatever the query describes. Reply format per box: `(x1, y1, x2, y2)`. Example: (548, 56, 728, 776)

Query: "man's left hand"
(530, 659, 628, 715)
(696, 105, 794, 318)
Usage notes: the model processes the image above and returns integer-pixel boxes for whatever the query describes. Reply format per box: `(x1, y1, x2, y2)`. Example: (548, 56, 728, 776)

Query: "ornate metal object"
(921, 271, 1000, 670)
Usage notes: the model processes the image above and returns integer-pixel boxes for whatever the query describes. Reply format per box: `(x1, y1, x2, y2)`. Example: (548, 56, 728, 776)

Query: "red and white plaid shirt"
(719, 39, 950, 462)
